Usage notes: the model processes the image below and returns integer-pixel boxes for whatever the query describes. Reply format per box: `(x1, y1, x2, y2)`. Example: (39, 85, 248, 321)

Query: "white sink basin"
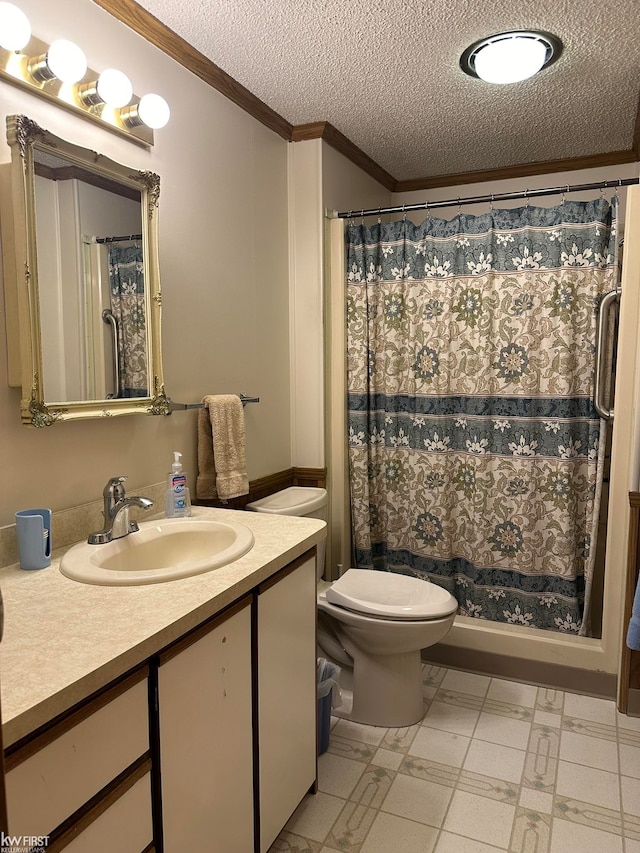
(60, 517, 254, 586)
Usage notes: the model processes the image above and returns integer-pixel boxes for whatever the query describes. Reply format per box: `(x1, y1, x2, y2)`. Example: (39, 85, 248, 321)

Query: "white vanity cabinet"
(157, 596, 254, 853)
(2, 546, 319, 853)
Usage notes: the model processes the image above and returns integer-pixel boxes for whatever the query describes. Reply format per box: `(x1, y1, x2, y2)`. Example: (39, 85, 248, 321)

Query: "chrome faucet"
(88, 476, 154, 545)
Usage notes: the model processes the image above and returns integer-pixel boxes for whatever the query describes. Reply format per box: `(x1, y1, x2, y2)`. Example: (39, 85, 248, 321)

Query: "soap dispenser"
(165, 451, 192, 518)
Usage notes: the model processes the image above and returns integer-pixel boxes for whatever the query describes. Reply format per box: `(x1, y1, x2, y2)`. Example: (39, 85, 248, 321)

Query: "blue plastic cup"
(15, 509, 52, 570)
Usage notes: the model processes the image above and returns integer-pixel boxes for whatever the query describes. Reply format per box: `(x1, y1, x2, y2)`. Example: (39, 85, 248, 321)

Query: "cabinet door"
(158, 599, 253, 853)
(258, 555, 317, 852)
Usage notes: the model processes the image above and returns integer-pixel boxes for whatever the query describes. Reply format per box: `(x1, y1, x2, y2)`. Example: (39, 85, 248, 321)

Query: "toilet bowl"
(246, 487, 458, 727)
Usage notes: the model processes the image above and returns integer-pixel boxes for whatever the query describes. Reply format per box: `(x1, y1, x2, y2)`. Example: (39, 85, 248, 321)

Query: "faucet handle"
(104, 476, 127, 501)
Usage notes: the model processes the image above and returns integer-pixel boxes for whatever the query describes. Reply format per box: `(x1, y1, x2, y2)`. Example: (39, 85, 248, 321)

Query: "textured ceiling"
(133, 0, 640, 182)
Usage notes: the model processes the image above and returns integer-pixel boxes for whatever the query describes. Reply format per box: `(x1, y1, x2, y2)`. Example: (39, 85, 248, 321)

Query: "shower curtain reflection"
(107, 243, 148, 398)
(346, 198, 618, 636)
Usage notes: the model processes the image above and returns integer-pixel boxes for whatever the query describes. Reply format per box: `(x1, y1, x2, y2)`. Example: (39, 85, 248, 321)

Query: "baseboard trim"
(422, 644, 617, 699)
(292, 467, 328, 488)
(628, 688, 640, 717)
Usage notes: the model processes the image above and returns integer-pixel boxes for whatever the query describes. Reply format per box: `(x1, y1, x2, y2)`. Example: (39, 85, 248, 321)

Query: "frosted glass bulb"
(474, 36, 547, 84)
(138, 93, 170, 128)
(97, 69, 132, 107)
(47, 39, 87, 84)
(0, 2, 31, 50)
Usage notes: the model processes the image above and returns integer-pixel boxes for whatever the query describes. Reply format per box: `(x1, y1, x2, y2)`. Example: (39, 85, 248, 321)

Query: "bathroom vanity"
(0, 507, 324, 852)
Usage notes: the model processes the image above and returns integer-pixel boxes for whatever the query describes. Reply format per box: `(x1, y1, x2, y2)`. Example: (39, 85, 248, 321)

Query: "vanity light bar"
(0, 26, 168, 146)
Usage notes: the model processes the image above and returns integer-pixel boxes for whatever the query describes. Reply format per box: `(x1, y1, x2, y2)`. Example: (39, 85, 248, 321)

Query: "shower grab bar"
(593, 289, 619, 421)
(102, 308, 120, 399)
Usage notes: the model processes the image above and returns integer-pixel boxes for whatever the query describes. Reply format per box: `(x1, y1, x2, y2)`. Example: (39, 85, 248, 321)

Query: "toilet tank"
(246, 487, 327, 578)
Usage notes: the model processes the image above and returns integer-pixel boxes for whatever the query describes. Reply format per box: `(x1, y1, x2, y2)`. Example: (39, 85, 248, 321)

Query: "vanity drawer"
(59, 771, 153, 853)
(6, 670, 149, 838)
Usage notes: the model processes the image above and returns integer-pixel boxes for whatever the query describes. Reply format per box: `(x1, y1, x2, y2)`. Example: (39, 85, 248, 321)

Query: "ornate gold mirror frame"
(1, 115, 168, 426)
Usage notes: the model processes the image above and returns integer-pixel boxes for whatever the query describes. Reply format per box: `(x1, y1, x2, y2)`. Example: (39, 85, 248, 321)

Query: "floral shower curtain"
(108, 244, 147, 398)
(346, 198, 618, 636)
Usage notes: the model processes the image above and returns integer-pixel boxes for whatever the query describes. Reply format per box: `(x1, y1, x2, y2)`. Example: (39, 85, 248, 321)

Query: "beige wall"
(288, 139, 324, 469)
(287, 139, 391, 470)
(0, 0, 291, 526)
(322, 143, 393, 217)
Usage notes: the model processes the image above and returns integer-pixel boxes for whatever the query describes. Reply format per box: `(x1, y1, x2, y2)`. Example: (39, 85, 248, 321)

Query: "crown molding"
(395, 149, 640, 193)
(97, 0, 640, 191)
(291, 121, 396, 191)
(290, 121, 326, 142)
(93, 0, 292, 141)
(291, 127, 640, 193)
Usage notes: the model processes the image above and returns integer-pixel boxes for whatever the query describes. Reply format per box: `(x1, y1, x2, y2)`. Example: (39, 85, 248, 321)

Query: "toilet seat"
(325, 569, 458, 621)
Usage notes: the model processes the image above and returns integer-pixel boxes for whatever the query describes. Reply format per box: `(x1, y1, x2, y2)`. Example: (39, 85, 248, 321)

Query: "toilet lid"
(326, 570, 458, 620)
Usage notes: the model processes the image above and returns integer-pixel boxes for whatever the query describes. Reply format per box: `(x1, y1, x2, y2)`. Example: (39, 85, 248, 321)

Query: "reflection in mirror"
(92, 241, 146, 400)
(33, 148, 146, 401)
(1, 115, 167, 425)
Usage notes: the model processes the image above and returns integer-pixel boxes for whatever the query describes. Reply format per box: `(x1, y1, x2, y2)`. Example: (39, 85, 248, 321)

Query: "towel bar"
(166, 394, 260, 413)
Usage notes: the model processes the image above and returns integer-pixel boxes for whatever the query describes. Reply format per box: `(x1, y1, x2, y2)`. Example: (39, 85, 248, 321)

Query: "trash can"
(317, 657, 341, 755)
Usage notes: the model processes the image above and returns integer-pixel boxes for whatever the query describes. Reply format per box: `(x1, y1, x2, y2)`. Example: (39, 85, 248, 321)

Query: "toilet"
(246, 487, 458, 727)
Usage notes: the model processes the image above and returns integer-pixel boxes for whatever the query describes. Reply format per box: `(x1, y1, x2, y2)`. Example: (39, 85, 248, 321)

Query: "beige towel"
(196, 395, 249, 500)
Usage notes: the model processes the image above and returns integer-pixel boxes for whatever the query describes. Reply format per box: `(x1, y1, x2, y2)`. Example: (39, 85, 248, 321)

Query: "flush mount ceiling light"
(460, 30, 563, 85)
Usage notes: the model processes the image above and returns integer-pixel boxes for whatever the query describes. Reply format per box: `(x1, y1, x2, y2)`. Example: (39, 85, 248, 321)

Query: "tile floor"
(268, 665, 640, 853)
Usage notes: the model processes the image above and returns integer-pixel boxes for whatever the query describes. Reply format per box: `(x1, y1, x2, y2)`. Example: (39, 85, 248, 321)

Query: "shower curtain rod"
(95, 234, 143, 244)
(335, 177, 640, 219)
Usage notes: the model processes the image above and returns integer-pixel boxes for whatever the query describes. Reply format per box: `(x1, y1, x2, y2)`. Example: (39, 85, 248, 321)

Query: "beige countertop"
(0, 506, 325, 747)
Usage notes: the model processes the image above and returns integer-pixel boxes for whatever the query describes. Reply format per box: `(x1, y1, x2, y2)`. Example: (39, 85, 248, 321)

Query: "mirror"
(1, 114, 168, 426)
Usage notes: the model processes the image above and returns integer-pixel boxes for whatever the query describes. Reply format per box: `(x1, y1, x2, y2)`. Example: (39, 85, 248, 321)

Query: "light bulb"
(138, 93, 170, 129)
(474, 36, 547, 85)
(46, 39, 87, 84)
(0, 2, 30, 50)
(96, 68, 132, 107)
